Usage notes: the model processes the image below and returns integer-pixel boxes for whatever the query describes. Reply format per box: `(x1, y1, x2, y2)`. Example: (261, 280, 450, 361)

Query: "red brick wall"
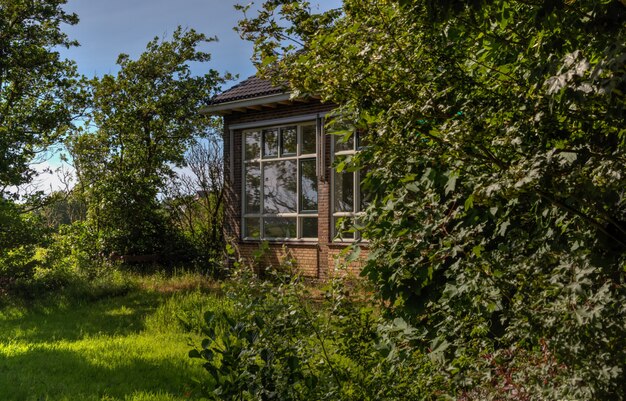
(327, 245, 370, 277)
(237, 242, 320, 278)
(232, 243, 369, 279)
(221, 99, 368, 278)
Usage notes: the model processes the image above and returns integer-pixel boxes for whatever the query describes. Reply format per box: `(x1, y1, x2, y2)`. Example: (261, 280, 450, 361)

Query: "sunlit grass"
(0, 272, 226, 400)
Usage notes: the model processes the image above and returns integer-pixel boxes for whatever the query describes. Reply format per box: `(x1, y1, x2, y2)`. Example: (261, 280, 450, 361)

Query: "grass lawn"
(0, 274, 226, 401)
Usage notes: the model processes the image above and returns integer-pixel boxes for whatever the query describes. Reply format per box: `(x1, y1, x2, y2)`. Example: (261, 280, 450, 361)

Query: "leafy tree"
(69, 27, 224, 257)
(0, 0, 83, 292)
(0, 0, 83, 193)
(238, 0, 626, 398)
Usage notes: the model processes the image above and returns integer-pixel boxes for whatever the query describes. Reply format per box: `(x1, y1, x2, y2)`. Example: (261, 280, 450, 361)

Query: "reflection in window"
(263, 128, 278, 157)
(301, 124, 316, 154)
(281, 126, 297, 155)
(264, 217, 297, 238)
(264, 160, 297, 213)
(244, 218, 261, 238)
(245, 163, 261, 213)
(333, 133, 365, 240)
(334, 170, 354, 212)
(243, 122, 319, 240)
(301, 217, 318, 238)
(245, 131, 260, 160)
(300, 159, 317, 212)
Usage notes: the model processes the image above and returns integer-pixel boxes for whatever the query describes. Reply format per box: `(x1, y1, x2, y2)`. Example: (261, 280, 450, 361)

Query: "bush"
(0, 200, 49, 297)
(239, 1, 626, 398)
(0, 246, 38, 297)
(46, 221, 101, 275)
(189, 265, 451, 400)
(191, 258, 618, 400)
(0, 220, 136, 303)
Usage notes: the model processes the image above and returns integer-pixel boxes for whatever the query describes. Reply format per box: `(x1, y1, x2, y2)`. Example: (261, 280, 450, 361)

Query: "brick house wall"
(220, 99, 368, 278)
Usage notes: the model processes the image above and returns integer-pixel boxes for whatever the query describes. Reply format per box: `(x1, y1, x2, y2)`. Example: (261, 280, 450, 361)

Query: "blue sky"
(33, 0, 342, 193)
(59, 0, 342, 84)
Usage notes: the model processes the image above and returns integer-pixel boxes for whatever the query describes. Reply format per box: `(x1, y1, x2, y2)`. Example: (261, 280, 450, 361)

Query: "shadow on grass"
(0, 345, 200, 400)
(0, 290, 168, 343)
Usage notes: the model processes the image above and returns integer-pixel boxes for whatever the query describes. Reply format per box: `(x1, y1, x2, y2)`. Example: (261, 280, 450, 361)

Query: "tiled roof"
(210, 76, 286, 105)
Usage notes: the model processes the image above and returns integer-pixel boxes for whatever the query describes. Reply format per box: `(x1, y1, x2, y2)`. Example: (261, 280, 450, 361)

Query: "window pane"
(334, 217, 355, 239)
(334, 133, 354, 152)
(264, 160, 297, 213)
(360, 169, 371, 211)
(244, 131, 260, 160)
(301, 124, 316, 154)
(334, 170, 354, 212)
(244, 218, 261, 238)
(263, 128, 278, 158)
(300, 158, 318, 212)
(244, 162, 261, 213)
(301, 217, 318, 238)
(264, 217, 297, 238)
(281, 126, 297, 156)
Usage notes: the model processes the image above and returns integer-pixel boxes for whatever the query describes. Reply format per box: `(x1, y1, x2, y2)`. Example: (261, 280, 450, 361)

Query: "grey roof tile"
(210, 76, 286, 105)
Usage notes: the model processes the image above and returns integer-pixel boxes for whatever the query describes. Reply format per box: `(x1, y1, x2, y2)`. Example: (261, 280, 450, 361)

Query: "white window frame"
(331, 132, 366, 241)
(242, 121, 318, 241)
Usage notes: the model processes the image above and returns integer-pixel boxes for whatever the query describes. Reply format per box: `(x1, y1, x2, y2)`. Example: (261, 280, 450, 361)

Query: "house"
(201, 76, 367, 278)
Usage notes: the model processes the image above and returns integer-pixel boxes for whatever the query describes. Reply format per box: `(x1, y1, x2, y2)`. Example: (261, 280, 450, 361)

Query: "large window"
(243, 123, 318, 240)
(332, 133, 367, 240)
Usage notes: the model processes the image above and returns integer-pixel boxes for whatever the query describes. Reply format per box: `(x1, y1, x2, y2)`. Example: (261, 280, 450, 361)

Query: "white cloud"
(30, 161, 76, 194)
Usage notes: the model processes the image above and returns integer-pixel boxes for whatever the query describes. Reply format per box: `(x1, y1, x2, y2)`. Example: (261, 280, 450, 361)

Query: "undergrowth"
(189, 264, 446, 401)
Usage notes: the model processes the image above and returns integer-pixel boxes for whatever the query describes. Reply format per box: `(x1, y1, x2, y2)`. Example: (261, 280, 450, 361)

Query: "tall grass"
(0, 272, 227, 401)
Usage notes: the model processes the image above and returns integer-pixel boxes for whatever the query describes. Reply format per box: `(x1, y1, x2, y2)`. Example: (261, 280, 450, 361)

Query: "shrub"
(190, 265, 452, 400)
(0, 247, 38, 297)
(0, 200, 48, 297)
(239, 1, 626, 398)
(46, 221, 101, 275)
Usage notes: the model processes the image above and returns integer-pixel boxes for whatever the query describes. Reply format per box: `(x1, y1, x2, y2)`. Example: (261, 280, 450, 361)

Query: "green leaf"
(472, 245, 484, 258)
(444, 172, 458, 195)
(464, 195, 474, 211)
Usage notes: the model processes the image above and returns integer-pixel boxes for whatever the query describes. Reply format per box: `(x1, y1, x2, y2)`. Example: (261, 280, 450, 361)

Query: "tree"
(0, 0, 83, 292)
(163, 134, 225, 272)
(238, 0, 626, 398)
(0, 0, 83, 193)
(69, 27, 223, 257)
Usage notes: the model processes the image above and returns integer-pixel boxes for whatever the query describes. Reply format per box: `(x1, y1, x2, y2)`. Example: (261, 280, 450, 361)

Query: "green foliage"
(1, 216, 135, 302)
(69, 27, 224, 258)
(0, 0, 89, 300)
(0, 199, 48, 296)
(0, 246, 38, 295)
(239, 0, 626, 398)
(45, 220, 101, 274)
(0, 0, 84, 191)
(0, 199, 45, 250)
(190, 264, 450, 400)
(147, 288, 231, 334)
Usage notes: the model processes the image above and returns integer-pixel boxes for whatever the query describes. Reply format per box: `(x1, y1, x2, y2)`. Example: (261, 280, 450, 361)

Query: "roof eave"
(200, 92, 292, 115)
